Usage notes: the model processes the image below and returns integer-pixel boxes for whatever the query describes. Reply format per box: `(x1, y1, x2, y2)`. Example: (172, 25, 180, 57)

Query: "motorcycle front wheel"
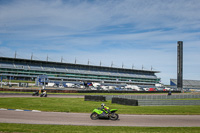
(109, 113, 119, 120)
(90, 112, 98, 120)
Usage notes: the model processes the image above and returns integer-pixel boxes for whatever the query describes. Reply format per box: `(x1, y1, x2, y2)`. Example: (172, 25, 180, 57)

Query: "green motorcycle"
(90, 108, 119, 120)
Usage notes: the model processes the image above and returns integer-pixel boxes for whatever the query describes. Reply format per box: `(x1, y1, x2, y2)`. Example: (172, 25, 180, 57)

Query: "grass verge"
(0, 97, 200, 114)
(0, 123, 200, 133)
(2, 80, 35, 83)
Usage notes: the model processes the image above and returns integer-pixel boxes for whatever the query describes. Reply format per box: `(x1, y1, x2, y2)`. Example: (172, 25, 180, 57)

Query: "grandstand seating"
(0, 62, 15, 68)
(170, 79, 200, 89)
(0, 61, 156, 79)
(0, 57, 160, 85)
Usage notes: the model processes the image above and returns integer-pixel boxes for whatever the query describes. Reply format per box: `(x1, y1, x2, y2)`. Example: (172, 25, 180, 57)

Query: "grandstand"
(170, 79, 200, 89)
(0, 57, 160, 86)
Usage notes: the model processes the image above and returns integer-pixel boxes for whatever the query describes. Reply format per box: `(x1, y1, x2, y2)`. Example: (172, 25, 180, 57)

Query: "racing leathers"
(100, 105, 110, 115)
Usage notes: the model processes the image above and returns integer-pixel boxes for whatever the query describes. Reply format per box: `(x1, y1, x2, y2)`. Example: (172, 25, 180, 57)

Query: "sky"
(0, 0, 200, 85)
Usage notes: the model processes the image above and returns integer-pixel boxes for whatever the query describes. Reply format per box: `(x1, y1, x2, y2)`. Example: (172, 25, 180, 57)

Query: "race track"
(0, 110, 200, 127)
(1, 93, 200, 127)
(0, 93, 84, 98)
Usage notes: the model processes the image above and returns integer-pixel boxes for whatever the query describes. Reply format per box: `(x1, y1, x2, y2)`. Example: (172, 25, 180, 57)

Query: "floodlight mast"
(177, 41, 183, 91)
(31, 53, 33, 60)
(61, 56, 63, 63)
(132, 64, 134, 69)
(14, 51, 17, 58)
(46, 55, 48, 61)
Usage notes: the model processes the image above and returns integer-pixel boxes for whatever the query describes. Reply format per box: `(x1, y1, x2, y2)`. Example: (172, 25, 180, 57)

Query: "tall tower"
(177, 41, 183, 90)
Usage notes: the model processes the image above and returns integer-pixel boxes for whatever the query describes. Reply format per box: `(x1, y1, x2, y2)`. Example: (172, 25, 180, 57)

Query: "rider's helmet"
(101, 103, 105, 107)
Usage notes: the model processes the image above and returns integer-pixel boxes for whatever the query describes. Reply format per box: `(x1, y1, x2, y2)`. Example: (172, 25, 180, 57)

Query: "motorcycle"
(40, 92, 47, 97)
(32, 91, 39, 96)
(90, 108, 119, 120)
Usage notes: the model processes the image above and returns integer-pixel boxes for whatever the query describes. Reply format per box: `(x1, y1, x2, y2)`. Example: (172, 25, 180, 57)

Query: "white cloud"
(1, 0, 200, 34)
(0, 0, 200, 84)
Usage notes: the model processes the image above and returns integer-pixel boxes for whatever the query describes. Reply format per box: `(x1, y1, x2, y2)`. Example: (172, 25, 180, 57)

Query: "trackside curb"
(0, 108, 41, 112)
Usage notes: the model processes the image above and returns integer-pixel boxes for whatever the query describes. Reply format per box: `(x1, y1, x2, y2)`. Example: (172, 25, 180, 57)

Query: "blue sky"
(0, 0, 200, 84)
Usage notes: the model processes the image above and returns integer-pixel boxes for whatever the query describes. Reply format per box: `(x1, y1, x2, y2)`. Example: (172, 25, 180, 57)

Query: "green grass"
(2, 79, 35, 83)
(0, 91, 33, 94)
(0, 123, 200, 133)
(1, 97, 200, 114)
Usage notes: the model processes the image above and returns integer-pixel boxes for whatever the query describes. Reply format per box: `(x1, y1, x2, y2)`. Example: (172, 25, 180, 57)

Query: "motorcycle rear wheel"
(109, 113, 119, 120)
(90, 112, 98, 120)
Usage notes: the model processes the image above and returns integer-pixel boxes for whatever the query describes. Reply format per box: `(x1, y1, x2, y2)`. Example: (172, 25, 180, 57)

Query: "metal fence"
(105, 94, 200, 100)
(138, 100, 200, 106)
(104, 94, 200, 106)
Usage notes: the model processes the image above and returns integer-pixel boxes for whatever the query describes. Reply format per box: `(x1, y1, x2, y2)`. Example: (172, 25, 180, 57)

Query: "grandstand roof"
(0, 56, 160, 74)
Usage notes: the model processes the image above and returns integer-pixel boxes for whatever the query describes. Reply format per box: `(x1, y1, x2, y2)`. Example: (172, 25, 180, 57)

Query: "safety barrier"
(112, 97, 138, 106)
(0, 88, 182, 94)
(105, 94, 200, 100)
(77, 90, 181, 93)
(84, 95, 106, 102)
(105, 94, 200, 106)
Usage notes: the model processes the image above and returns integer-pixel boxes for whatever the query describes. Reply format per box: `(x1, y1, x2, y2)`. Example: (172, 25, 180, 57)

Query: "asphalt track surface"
(1, 93, 200, 127)
(1, 110, 200, 127)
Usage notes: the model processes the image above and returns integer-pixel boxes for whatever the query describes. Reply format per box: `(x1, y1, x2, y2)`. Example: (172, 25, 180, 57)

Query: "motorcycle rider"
(40, 89, 47, 97)
(43, 90, 46, 94)
(100, 103, 110, 115)
(43, 90, 47, 96)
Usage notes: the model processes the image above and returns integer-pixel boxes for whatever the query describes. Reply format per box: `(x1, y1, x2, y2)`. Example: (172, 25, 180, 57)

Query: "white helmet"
(101, 103, 105, 107)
